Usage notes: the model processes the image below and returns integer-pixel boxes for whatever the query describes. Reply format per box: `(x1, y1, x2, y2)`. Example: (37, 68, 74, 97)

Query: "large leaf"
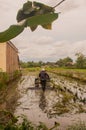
(16, 1, 55, 22)
(17, 1, 34, 22)
(33, 1, 54, 13)
(26, 13, 58, 27)
(30, 25, 38, 31)
(16, 1, 35, 22)
(42, 23, 52, 30)
(23, 1, 33, 14)
(0, 24, 24, 42)
(0, 13, 58, 42)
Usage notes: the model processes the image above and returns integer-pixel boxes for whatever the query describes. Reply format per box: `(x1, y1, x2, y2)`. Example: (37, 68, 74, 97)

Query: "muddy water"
(15, 74, 86, 130)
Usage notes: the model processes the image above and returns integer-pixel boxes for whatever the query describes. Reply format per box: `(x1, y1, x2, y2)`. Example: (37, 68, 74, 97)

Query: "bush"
(13, 70, 21, 79)
(0, 72, 9, 89)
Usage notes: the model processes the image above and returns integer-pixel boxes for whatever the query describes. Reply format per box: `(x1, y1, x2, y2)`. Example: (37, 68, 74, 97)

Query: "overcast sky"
(0, 0, 86, 62)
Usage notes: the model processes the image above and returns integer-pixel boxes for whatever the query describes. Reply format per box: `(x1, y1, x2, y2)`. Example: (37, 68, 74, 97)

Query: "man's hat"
(42, 68, 45, 71)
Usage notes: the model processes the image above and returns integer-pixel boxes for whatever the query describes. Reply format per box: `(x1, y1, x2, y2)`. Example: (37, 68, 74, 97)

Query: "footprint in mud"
(39, 92, 47, 111)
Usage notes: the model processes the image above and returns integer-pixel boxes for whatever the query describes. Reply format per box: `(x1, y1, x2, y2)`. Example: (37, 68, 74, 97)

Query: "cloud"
(49, 5, 86, 42)
(0, 0, 86, 62)
(13, 35, 55, 61)
(15, 39, 86, 62)
(31, 36, 54, 45)
(48, 0, 86, 12)
(19, 46, 54, 61)
(50, 40, 86, 61)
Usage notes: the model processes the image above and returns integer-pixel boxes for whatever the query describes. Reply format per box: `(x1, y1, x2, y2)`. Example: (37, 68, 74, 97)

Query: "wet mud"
(14, 74, 86, 130)
(0, 80, 19, 112)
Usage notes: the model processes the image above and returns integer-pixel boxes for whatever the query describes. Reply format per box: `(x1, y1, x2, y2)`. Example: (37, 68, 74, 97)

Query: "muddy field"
(15, 73, 86, 130)
(0, 72, 86, 130)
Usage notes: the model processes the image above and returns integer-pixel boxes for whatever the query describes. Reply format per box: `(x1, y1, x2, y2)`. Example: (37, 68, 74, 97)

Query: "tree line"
(20, 53, 86, 69)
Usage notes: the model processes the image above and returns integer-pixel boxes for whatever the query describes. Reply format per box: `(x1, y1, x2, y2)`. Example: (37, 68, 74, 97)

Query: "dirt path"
(14, 74, 86, 130)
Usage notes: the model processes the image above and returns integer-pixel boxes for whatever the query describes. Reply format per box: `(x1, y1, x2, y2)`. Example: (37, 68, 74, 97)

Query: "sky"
(0, 0, 86, 62)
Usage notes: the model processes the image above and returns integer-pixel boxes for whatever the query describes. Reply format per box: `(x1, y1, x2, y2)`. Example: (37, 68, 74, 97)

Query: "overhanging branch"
(53, 0, 66, 8)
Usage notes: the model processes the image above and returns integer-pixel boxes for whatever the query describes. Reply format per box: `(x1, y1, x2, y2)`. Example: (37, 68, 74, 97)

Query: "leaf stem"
(53, 0, 66, 8)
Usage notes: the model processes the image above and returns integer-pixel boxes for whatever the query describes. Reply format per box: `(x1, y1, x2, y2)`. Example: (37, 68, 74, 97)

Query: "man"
(39, 68, 50, 91)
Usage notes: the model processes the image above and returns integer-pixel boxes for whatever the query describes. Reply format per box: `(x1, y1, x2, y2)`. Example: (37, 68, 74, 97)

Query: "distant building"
(0, 41, 19, 74)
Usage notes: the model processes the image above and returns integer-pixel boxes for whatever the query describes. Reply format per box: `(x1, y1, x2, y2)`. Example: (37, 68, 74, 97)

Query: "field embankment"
(48, 67, 86, 82)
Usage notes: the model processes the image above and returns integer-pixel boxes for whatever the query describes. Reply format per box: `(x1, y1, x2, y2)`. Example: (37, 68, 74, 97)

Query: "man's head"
(42, 68, 45, 71)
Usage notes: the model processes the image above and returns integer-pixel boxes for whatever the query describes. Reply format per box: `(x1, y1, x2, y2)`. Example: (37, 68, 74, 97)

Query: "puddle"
(15, 74, 86, 130)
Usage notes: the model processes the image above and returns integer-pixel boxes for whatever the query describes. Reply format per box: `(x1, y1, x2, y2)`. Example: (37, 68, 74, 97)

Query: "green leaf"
(23, 1, 33, 14)
(17, 1, 34, 22)
(17, 9, 25, 22)
(30, 26, 38, 31)
(33, 1, 54, 13)
(0, 24, 24, 42)
(16, 1, 55, 22)
(16, 9, 36, 22)
(26, 13, 58, 27)
(42, 23, 52, 30)
(0, 125, 4, 130)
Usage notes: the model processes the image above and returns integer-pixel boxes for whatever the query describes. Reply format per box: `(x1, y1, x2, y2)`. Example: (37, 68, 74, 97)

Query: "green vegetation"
(20, 56, 86, 81)
(67, 121, 86, 130)
(0, 111, 60, 130)
(53, 101, 70, 115)
(20, 52, 86, 69)
(0, 72, 9, 89)
(49, 67, 86, 82)
(0, 70, 21, 89)
(56, 56, 73, 67)
(20, 65, 86, 82)
(0, 1, 59, 42)
(75, 53, 86, 69)
(0, 111, 86, 130)
(13, 70, 22, 79)
(20, 61, 44, 68)
(55, 53, 86, 69)
(51, 89, 74, 115)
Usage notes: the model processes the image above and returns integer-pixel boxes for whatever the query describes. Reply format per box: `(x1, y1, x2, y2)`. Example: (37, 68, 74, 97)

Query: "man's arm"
(46, 73, 50, 80)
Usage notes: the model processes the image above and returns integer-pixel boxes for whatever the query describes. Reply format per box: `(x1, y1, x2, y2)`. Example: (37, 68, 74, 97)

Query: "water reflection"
(14, 75, 86, 130)
(39, 91, 47, 111)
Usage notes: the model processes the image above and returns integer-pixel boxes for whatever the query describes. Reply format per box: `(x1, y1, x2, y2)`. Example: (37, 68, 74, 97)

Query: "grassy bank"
(0, 70, 21, 89)
(0, 111, 60, 130)
(47, 67, 86, 82)
(0, 71, 21, 112)
(21, 67, 40, 76)
(0, 111, 86, 130)
(21, 67, 86, 82)
(67, 121, 86, 130)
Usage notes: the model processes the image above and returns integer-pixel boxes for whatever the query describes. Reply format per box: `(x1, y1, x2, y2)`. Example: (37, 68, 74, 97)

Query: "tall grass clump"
(0, 111, 60, 130)
(0, 72, 9, 89)
(67, 121, 86, 130)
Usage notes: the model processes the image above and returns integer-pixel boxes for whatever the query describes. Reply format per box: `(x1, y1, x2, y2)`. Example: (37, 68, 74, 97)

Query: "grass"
(53, 102, 70, 115)
(21, 67, 40, 76)
(21, 67, 86, 82)
(0, 111, 86, 130)
(0, 72, 9, 89)
(0, 111, 60, 130)
(67, 121, 86, 130)
(47, 67, 86, 82)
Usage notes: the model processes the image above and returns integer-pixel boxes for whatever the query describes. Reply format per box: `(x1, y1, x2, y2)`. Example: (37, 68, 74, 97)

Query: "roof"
(7, 41, 18, 53)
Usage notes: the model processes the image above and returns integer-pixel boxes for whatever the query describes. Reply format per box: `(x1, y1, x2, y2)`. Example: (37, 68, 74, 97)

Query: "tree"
(63, 57, 73, 66)
(20, 61, 28, 68)
(56, 59, 64, 67)
(75, 53, 86, 69)
(56, 57, 73, 67)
